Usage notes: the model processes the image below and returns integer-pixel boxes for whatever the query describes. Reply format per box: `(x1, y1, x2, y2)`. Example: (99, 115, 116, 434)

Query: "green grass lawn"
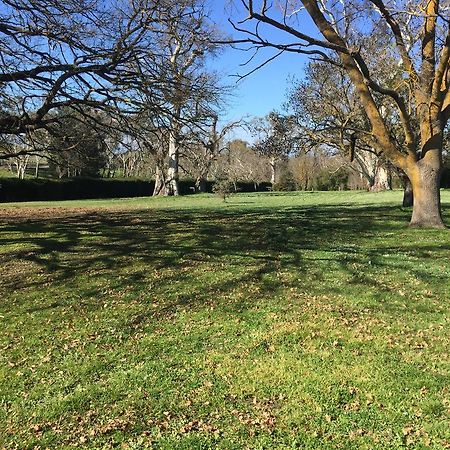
(1, 191, 449, 449)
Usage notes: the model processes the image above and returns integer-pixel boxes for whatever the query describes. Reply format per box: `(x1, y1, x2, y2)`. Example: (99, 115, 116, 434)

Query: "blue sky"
(209, 2, 312, 127)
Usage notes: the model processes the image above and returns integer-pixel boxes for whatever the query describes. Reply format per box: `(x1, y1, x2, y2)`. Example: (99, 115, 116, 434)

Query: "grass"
(0, 190, 449, 449)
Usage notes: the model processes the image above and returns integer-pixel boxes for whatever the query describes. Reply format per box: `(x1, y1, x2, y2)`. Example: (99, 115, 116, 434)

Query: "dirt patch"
(0, 207, 110, 222)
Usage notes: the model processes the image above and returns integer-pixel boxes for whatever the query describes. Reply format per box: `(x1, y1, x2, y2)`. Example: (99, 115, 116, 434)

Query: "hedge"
(0, 178, 272, 202)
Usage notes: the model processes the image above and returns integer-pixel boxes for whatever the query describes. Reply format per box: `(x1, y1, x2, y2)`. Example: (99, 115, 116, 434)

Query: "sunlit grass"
(1, 191, 449, 449)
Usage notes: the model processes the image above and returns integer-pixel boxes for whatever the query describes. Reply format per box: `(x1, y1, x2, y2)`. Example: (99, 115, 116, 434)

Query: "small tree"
(213, 175, 234, 201)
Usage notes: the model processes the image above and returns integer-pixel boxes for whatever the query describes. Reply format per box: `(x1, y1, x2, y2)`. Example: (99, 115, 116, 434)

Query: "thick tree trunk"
(408, 160, 444, 228)
(372, 165, 391, 191)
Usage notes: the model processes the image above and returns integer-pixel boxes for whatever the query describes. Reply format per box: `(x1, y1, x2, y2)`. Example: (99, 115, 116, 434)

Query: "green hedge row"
(0, 178, 272, 202)
(442, 168, 450, 188)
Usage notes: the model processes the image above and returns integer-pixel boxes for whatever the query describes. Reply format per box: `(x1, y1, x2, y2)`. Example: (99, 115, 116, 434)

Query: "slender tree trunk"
(167, 131, 179, 196)
(397, 170, 413, 207)
(16, 156, 29, 179)
(407, 159, 444, 228)
(35, 156, 40, 178)
(402, 177, 413, 207)
(153, 164, 165, 196)
(270, 157, 276, 185)
(195, 177, 206, 193)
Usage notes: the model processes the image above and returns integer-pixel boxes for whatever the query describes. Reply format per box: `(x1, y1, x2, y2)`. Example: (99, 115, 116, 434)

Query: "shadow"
(0, 201, 449, 323)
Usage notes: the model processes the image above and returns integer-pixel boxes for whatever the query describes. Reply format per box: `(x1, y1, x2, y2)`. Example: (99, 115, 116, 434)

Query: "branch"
(368, 0, 418, 79)
(432, 26, 450, 106)
(247, 10, 350, 55)
(300, 0, 407, 168)
(351, 52, 416, 153)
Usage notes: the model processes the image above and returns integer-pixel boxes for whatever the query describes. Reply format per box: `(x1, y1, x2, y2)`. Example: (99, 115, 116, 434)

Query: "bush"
(314, 167, 349, 191)
(213, 178, 234, 201)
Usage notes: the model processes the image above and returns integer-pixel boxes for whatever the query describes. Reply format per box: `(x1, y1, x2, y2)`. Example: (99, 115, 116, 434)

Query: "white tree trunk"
(167, 130, 179, 196)
(153, 164, 165, 196)
(270, 157, 276, 184)
(15, 155, 29, 179)
(371, 165, 391, 191)
(35, 155, 40, 178)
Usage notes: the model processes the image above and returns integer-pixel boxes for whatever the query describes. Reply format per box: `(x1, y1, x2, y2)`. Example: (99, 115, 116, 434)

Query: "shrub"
(273, 169, 297, 191)
(213, 178, 234, 201)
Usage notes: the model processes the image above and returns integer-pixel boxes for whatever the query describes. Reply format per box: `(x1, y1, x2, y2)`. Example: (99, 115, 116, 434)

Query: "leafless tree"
(0, 0, 163, 140)
(182, 116, 244, 192)
(140, 0, 225, 196)
(224, 139, 271, 188)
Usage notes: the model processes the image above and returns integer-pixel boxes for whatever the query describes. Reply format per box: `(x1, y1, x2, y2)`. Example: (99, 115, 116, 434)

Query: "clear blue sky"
(207, 1, 314, 139)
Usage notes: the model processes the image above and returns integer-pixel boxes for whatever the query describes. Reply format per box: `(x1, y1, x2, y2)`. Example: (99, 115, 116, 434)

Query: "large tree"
(182, 116, 243, 192)
(232, 0, 450, 227)
(147, 0, 223, 196)
(0, 0, 163, 140)
(287, 61, 394, 191)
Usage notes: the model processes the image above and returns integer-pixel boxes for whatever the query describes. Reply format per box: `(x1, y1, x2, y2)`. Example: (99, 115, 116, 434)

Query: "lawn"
(1, 190, 449, 449)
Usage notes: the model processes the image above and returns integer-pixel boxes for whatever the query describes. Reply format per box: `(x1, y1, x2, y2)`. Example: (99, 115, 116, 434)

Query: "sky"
(207, 1, 313, 138)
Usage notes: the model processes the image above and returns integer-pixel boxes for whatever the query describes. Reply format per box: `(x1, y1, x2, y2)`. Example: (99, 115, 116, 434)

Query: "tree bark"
(167, 131, 179, 196)
(407, 160, 444, 228)
(153, 165, 165, 196)
(35, 155, 40, 178)
(403, 179, 413, 207)
(372, 165, 391, 191)
(195, 177, 206, 193)
(270, 156, 276, 184)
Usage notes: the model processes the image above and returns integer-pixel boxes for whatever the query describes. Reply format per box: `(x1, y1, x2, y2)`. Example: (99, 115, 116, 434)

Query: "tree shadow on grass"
(0, 202, 449, 320)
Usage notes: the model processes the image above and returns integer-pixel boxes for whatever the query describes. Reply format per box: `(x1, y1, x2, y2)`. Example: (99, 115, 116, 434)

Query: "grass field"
(1, 190, 449, 449)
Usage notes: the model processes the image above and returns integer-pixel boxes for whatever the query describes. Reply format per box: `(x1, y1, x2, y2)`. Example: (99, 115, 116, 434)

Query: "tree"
(46, 111, 108, 178)
(146, 0, 224, 196)
(0, 0, 157, 140)
(182, 116, 243, 192)
(251, 112, 299, 184)
(287, 61, 394, 191)
(0, 0, 210, 171)
(232, 0, 450, 227)
(223, 139, 270, 188)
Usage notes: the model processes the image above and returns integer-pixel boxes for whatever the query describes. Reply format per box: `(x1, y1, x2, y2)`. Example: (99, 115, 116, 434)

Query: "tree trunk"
(408, 160, 444, 228)
(167, 132, 179, 196)
(35, 156, 40, 178)
(195, 177, 207, 193)
(372, 165, 391, 191)
(402, 177, 413, 207)
(397, 170, 414, 207)
(153, 164, 165, 196)
(270, 157, 276, 185)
